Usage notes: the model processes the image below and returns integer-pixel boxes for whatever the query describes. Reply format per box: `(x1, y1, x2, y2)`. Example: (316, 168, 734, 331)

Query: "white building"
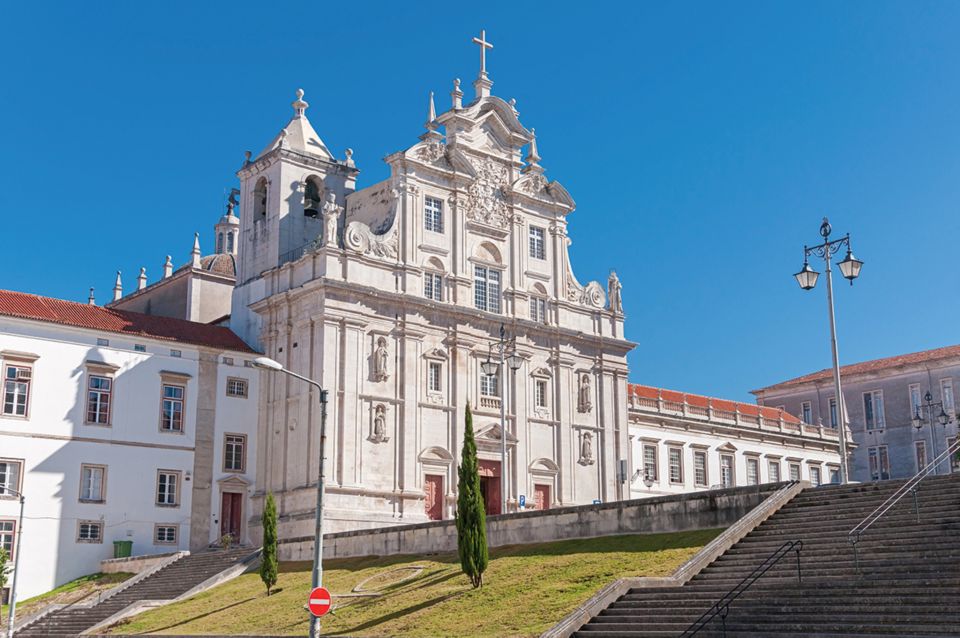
(628, 384, 843, 498)
(230, 34, 635, 538)
(0, 290, 259, 600)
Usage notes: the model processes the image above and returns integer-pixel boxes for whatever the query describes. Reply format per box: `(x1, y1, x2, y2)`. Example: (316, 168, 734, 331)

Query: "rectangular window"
(909, 384, 922, 418)
(529, 226, 546, 260)
(693, 451, 708, 487)
(134, 344, 147, 353)
(535, 379, 548, 408)
(668, 447, 683, 484)
(0, 520, 14, 553)
(789, 463, 801, 481)
(809, 466, 822, 486)
(79, 464, 105, 502)
(480, 371, 499, 397)
(155, 525, 178, 545)
(948, 437, 960, 473)
(0, 460, 22, 497)
(428, 362, 442, 393)
(768, 460, 781, 483)
(828, 398, 838, 429)
(96, 338, 109, 347)
(170, 349, 182, 358)
(800, 401, 812, 424)
(424, 273, 443, 302)
(3, 364, 31, 417)
(863, 390, 885, 431)
(424, 196, 444, 233)
(86, 375, 112, 424)
(828, 467, 840, 484)
(156, 470, 180, 506)
(941, 378, 955, 415)
(530, 297, 546, 324)
(77, 521, 103, 543)
(642, 444, 658, 481)
(160, 384, 185, 432)
(473, 266, 501, 314)
(226, 378, 248, 398)
(915, 440, 927, 472)
(720, 454, 735, 487)
(224, 435, 246, 472)
(746, 457, 759, 485)
(868, 446, 890, 481)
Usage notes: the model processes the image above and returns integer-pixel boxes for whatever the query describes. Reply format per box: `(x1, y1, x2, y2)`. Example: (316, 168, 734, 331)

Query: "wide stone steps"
(573, 472, 960, 637)
(16, 546, 256, 638)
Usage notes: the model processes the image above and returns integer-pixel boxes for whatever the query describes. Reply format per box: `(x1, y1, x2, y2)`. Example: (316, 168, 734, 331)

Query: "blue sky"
(2, 2, 958, 401)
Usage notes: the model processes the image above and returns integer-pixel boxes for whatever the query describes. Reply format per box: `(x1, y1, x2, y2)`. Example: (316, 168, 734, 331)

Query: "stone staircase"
(16, 546, 257, 637)
(575, 472, 960, 637)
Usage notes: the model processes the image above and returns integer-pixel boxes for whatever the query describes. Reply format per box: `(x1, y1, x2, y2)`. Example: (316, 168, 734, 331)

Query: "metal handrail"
(681, 540, 803, 637)
(848, 437, 960, 570)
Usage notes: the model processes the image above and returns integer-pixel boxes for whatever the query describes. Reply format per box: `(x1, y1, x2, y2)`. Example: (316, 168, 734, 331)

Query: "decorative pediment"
(717, 443, 739, 452)
(508, 175, 576, 211)
(423, 347, 449, 361)
(409, 140, 451, 169)
(529, 458, 560, 474)
(477, 423, 519, 444)
(217, 475, 252, 489)
(531, 366, 553, 378)
(419, 446, 454, 465)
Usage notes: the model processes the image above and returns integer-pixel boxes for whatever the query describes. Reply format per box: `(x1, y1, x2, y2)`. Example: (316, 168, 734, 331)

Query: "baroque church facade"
(230, 34, 635, 535)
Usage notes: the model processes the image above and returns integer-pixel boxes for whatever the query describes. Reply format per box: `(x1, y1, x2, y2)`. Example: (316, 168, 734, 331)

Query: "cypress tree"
(456, 401, 488, 588)
(260, 492, 279, 596)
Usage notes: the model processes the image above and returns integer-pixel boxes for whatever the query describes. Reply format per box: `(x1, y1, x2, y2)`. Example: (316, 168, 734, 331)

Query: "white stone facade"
(627, 385, 843, 499)
(230, 59, 634, 537)
(0, 306, 258, 600)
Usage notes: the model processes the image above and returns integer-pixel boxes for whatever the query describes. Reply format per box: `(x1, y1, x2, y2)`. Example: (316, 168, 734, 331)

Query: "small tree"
(0, 547, 9, 594)
(456, 402, 488, 588)
(260, 492, 279, 596)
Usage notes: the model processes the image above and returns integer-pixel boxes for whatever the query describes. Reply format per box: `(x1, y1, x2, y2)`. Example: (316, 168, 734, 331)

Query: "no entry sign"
(308, 586, 332, 617)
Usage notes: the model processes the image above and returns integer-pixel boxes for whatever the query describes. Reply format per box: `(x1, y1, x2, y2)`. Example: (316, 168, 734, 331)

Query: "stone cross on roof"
(472, 29, 494, 98)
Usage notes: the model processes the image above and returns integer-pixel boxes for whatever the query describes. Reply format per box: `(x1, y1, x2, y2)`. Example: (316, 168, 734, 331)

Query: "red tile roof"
(0, 289, 255, 353)
(752, 344, 960, 394)
(628, 383, 801, 424)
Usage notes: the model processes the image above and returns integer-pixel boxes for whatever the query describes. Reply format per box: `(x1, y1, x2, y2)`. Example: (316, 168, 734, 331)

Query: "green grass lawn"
(2, 572, 133, 622)
(107, 529, 721, 637)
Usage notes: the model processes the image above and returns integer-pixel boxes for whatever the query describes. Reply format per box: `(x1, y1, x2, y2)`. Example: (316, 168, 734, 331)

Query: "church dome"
(199, 253, 236, 277)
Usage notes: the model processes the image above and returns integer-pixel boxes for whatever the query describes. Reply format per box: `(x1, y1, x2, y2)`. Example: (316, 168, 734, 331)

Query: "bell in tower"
(304, 176, 323, 218)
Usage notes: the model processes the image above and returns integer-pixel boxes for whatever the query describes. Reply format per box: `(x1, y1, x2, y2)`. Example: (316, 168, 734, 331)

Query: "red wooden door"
(534, 484, 551, 511)
(425, 474, 444, 520)
(478, 460, 502, 515)
(220, 492, 242, 538)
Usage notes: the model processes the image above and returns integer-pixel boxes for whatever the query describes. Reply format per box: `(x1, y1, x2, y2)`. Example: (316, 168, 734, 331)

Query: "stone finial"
(344, 148, 355, 168)
(523, 128, 544, 175)
(451, 78, 463, 110)
(163, 255, 173, 278)
(112, 271, 123, 302)
(427, 91, 437, 127)
(244, 150, 252, 165)
(137, 267, 147, 290)
(509, 98, 518, 114)
(292, 88, 308, 117)
(191, 233, 202, 269)
(88, 287, 95, 305)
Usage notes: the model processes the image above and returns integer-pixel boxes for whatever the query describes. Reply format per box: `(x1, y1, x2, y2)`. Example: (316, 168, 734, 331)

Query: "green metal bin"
(113, 540, 133, 558)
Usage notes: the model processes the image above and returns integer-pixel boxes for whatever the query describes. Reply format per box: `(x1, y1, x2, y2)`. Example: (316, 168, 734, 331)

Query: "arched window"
(217, 233, 224, 254)
(304, 177, 322, 218)
(226, 232, 234, 253)
(254, 178, 268, 220)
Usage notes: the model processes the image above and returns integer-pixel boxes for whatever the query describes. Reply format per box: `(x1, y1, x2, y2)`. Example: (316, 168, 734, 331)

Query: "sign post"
(307, 586, 332, 618)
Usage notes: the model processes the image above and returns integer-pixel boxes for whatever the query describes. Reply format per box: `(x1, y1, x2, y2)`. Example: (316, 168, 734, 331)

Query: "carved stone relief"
(577, 373, 592, 414)
(578, 430, 595, 466)
(461, 157, 509, 229)
(372, 337, 390, 382)
(369, 404, 389, 443)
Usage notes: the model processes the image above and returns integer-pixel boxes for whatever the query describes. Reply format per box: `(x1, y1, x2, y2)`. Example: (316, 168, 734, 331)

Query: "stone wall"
(99, 551, 183, 574)
(279, 482, 786, 561)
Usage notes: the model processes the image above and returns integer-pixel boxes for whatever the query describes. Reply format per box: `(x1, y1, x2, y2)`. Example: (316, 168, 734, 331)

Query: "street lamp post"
(481, 325, 523, 515)
(793, 218, 864, 485)
(912, 390, 952, 474)
(253, 356, 328, 638)
(4, 488, 25, 638)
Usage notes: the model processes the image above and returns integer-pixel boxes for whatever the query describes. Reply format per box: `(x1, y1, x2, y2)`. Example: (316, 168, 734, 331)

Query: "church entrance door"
(220, 492, 243, 540)
(478, 460, 501, 515)
(425, 474, 444, 520)
(534, 484, 551, 511)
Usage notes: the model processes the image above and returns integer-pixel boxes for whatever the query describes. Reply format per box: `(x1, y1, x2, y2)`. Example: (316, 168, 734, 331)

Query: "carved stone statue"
(608, 270, 623, 314)
(370, 404, 388, 443)
(578, 373, 592, 413)
(373, 337, 390, 381)
(321, 191, 340, 247)
(578, 431, 595, 466)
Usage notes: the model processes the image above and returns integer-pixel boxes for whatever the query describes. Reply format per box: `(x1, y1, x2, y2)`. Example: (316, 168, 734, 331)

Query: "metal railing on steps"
(680, 539, 803, 637)
(848, 437, 960, 572)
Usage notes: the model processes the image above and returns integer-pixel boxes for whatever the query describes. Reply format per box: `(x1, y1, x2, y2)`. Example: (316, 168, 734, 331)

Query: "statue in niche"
(578, 431, 595, 466)
(608, 270, 623, 314)
(370, 404, 389, 443)
(578, 373, 592, 413)
(321, 191, 341, 247)
(373, 336, 390, 381)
